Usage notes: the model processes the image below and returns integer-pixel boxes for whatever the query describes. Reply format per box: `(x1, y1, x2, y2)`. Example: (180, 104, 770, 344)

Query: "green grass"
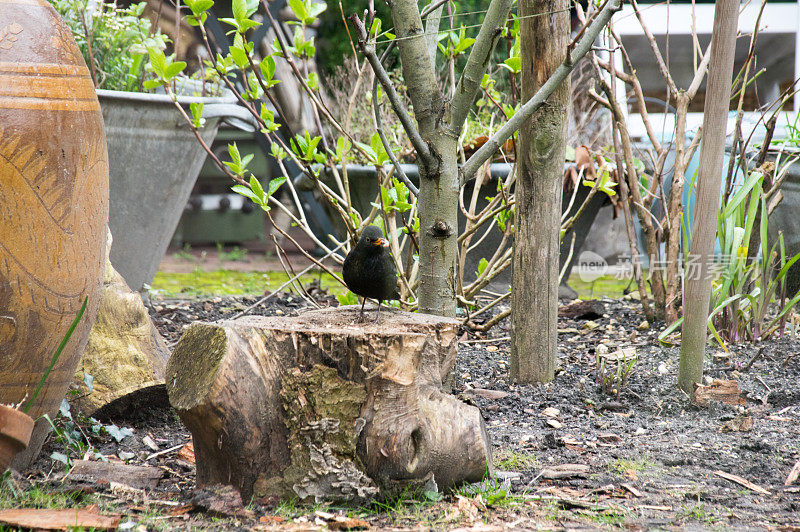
(579, 506, 628, 526)
(607, 457, 654, 478)
(566, 273, 637, 300)
(456, 478, 523, 509)
(679, 502, 721, 526)
(150, 269, 348, 299)
(0, 480, 96, 510)
(493, 450, 537, 472)
(149, 267, 639, 301)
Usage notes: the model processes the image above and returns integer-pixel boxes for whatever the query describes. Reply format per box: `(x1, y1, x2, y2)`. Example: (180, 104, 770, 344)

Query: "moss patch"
(165, 324, 228, 410)
(281, 364, 376, 502)
(151, 269, 347, 299)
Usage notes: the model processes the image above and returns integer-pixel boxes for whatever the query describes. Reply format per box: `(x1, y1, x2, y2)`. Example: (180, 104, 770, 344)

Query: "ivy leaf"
(83, 373, 94, 393)
(105, 424, 134, 443)
(51, 452, 69, 466)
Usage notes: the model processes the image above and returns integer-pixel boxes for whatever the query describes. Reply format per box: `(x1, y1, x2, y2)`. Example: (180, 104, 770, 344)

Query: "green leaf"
(370, 132, 390, 165)
(335, 136, 351, 162)
(501, 57, 521, 73)
(369, 18, 381, 39)
(308, 1, 327, 19)
(337, 291, 359, 306)
(260, 55, 279, 87)
(270, 143, 287, 161)
(244, 0, 259, 15)
(250, 174, 265, 200)
(224, 142, 245, 174)
(424, 490, 443, 502)
(232, 184, 261, 203)
(142, 79, 162, 89)
(105, 424, 134, 443)
(187, 0, 214, 15)
(354, 140, 378, 165)
(229, 33, 249, 68)
(146, 46, 167, 77)
(164, 61, 186, 79)
(307, 71, 318, 90)
(477, 257, 489, 277)
(267, 176, 286, 197)
(232, 0, 247, 24)
(288, 0, 307, 22)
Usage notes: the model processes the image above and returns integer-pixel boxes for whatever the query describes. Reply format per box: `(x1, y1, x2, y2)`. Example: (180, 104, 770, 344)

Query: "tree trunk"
(679, 0, 739, 393)
(390, 0, 459, 317)
(511, 0, 570, 383)
(664, 94, 691, 324)
(165, 307, 491, 502)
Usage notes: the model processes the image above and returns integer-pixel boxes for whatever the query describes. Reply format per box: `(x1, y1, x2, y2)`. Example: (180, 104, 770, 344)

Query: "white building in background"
(611, 0, 800, 142)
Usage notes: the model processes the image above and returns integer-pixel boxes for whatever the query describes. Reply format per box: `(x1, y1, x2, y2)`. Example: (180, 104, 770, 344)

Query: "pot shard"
(0, 406, 35, 472)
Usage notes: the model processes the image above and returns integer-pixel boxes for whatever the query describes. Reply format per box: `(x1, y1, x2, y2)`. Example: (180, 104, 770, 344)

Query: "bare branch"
(630, 0, 677, 97)
(449, 0, 515, 135)
(373, 77, 420, 196)
(387, 0, 441, 147)
(686, 43, 712, 98)
(424, 2, 444, 67)
(350, 14, 433, 165)
(460, 0, 622, 184)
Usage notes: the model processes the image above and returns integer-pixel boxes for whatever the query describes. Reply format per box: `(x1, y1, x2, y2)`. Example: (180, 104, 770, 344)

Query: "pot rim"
(96, 88, 237, 106)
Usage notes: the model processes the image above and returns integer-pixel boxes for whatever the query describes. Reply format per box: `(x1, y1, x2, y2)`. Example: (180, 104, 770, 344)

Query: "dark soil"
(15, 293, 800, 531)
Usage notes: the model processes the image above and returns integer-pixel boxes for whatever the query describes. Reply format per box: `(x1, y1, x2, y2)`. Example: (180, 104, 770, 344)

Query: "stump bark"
(165, 306, 492, 502)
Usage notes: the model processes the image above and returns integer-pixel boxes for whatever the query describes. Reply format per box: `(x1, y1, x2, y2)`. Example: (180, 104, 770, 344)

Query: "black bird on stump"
(342, 225, 400, 322)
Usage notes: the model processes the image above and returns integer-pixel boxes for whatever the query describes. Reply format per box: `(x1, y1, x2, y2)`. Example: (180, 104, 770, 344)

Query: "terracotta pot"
(0, 406, 34, 472)
(0, 1, 108, 467)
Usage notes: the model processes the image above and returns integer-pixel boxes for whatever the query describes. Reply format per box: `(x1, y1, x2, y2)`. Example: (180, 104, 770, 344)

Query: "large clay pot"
(0, 1, 108, 468)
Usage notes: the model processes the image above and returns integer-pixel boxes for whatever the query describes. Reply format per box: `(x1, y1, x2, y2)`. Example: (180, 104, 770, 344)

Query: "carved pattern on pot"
(0, 23, 23, 50)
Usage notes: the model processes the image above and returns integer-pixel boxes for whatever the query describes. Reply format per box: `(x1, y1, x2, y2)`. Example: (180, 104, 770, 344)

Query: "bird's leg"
(373, 300, 382, 323)
(354, 297, 367, 324)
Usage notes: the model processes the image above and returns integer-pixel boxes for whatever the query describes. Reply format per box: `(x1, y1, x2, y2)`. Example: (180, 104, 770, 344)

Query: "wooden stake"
(678, 0, 740, 392)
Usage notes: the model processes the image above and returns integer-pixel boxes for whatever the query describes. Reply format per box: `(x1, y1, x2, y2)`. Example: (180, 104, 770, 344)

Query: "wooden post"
(678, 0, 739, 393)
(511, 0, 570, 383)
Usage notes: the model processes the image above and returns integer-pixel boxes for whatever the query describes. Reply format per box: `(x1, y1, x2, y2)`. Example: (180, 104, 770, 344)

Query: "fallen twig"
(785, 458, 800, 486)
(714, 470, 771, 495)
(145, 443, 184, 462)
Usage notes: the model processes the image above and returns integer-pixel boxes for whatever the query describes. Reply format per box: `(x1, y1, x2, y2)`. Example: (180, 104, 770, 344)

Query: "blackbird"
(342, 225, 399, 322)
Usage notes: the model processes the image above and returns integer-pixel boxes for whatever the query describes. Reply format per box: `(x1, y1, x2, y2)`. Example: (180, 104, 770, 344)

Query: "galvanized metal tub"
(97, 88, 251, 291)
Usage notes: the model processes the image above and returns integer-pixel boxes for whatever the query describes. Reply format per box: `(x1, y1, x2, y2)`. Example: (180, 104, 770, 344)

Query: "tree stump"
(72, 232, 170, 416)
(165, 306, 492, 502)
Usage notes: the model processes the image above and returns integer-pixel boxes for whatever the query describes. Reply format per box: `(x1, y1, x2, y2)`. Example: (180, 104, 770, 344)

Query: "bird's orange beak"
(374, 238, 389, 248)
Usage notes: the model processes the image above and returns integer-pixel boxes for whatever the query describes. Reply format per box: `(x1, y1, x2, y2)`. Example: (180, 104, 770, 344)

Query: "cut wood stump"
(73, 234, 170, 416)
(165, 306, 492, 503)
